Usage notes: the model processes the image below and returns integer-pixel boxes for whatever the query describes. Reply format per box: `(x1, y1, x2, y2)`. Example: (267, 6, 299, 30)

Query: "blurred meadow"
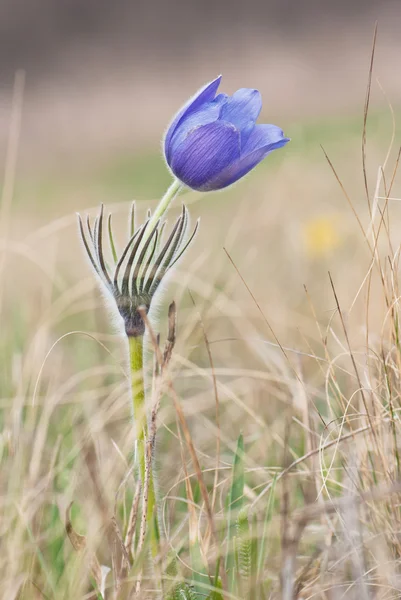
(3, 1, 401, 598)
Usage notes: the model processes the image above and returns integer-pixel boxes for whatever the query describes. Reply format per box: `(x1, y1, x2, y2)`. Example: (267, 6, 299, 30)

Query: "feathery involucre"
(78, 203, 198, 336)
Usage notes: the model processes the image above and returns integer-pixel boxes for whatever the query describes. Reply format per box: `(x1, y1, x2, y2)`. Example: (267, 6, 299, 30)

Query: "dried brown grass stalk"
(138, 305, 228, 594)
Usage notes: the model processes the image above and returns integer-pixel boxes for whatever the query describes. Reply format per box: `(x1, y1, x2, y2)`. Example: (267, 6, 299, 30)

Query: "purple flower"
(164, 75, 290, 192)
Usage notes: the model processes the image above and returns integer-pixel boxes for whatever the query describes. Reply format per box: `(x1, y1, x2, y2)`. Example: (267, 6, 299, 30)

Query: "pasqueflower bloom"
(164, 75, 289, 192)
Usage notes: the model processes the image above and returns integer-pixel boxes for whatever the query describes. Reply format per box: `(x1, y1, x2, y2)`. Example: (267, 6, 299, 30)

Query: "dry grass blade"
(138, 306, 228, 594)
(29, 579, 52, 600)
(135, 434, 153, 596)
(65, 503, 103, 591)
(177, 417, 205, 558)
(84, 442, 131, 589)
(252, 423, 372, 507)
(280, 415, 300, 600)
(328, 272, 385, 464)
(362, 22, 378, 215)
(223, 246, 325, 428)
(162, 300, 177, 370)
(124, 481, 142, 559)
(294, 477, 401, 523)
(321, 145, 371, 248)
(188, 289, 221, 513)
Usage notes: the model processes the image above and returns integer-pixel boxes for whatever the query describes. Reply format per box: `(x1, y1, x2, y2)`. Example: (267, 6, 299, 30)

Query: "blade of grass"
(257, 474, 277, 580)
(225, 432, 245, 590)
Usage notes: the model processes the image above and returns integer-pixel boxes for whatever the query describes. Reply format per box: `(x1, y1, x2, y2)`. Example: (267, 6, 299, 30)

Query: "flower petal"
(243, 123, 289, 154)
(204, 124, 290, 190)
(169, 121, 240, 191)
(167, 94, 228, 163)
(164, 75, 222, 160)
(220, 88, 262, 146)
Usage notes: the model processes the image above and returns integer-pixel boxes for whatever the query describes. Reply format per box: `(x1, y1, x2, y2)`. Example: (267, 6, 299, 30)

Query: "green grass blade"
(257, 474, 277, 580)
(183, 476, 208, 595)
(208, 563, 223, 598)
(207, 579, 223, 600)
(23, 517, 57, 597)
(225, 432, 245, 588)
(189, 538, 208, 596)
(250, 510, 258, 597)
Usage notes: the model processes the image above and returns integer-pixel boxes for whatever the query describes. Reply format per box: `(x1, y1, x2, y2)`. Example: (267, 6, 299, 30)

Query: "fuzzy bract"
(78, 204, 198, 337)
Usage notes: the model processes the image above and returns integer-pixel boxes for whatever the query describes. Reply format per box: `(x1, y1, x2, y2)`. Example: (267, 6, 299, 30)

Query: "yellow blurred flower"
(303, 215, 341, 258)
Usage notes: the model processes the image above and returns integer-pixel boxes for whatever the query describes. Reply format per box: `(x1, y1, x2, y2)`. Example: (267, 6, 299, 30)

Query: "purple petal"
(169, 121, 241, 191)
(166, 94, 228, 163)
(164, 75, 222, 160)
(243, 123, 288, 154)
(204, 124, 290, 190)
(220, 88, 262, 147)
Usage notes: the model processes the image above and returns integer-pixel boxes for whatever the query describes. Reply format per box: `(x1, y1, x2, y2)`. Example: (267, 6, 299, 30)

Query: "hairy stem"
(128, 334, 158, 556)
(146, 178, 182, 235)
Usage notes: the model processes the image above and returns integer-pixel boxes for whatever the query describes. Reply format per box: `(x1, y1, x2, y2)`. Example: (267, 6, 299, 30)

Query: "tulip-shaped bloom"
(164, 75, 290, 192)
(78, 204, 198, 337)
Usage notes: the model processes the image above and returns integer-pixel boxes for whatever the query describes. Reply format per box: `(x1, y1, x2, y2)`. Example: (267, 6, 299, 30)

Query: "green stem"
(125, 179, 182, 558)
(128, 334, 158, 555)
(146, 178, 182, 234)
